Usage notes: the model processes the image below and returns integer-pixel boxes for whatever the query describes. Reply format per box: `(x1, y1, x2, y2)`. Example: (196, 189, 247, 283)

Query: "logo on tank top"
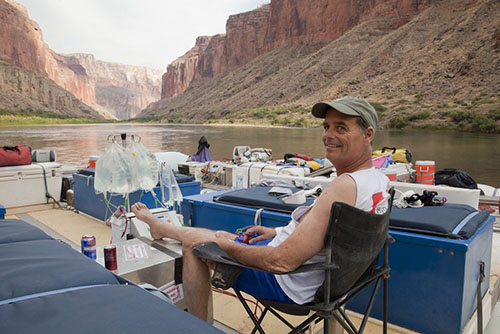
(371, 192, 388, 214)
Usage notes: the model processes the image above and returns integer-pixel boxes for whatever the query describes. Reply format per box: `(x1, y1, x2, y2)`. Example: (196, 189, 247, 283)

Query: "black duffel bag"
(435, 168, 478, 189)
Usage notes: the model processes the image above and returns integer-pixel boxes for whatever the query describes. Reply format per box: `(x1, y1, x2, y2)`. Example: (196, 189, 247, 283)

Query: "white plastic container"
(228, 162, 311, 188)
(0, 162, 63, 208)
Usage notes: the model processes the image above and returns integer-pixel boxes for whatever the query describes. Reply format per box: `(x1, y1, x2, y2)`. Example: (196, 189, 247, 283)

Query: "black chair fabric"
(315, 200, 391, 302)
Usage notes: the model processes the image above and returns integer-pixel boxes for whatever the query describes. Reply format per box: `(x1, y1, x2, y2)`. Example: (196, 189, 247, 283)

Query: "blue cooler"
(73, 169, 201, 221)
(181, 187, 314, 231)
(181, 186, 494, 334)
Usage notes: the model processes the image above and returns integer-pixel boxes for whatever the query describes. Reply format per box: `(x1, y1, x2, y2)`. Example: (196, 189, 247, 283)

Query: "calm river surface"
(0, 123, 499, 187)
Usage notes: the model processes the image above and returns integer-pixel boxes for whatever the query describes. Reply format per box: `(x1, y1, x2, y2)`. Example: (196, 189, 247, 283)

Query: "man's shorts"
(231, 238, 294, 304)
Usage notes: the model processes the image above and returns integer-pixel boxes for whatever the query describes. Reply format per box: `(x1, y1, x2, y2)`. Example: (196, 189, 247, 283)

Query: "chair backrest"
(315, 188, 394, 302)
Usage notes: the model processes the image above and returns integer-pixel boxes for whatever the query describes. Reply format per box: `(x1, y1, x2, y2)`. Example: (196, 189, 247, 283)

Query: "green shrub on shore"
(406, 111, 431, 121)
(388, 117, 409, 128)
(223, 105, 311, 127)
(369, 101, 387, 113)
(0, 109, 103, 124)
(447, 110, 499, 133)
(413, 93, 424, 104)
(488, 108, 500, 120)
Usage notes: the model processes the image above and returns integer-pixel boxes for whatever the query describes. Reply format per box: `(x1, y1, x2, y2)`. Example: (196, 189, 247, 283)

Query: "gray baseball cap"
(311, 96, 378, 131)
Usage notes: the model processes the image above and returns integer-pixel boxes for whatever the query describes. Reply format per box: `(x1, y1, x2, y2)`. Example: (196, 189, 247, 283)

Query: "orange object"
(415, 161, 435, 185)
(381, 168, 397, 181)
(89, 155, 99, 168)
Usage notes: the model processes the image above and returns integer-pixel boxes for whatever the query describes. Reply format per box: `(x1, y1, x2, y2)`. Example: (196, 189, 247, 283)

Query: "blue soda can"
(81, 234, 96, 260)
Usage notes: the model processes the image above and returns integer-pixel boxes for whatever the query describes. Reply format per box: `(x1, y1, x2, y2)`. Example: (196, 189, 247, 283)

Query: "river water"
(0, 123, 499, 187)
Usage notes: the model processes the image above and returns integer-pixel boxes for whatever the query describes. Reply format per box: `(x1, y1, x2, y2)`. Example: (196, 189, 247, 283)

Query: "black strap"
(2, 146, 20, 153)
(477, 261, 485, 334)
(381, 147, 396, 154)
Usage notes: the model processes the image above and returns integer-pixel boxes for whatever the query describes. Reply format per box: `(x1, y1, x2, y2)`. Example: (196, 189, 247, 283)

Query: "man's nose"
(323, 128, 335, 138)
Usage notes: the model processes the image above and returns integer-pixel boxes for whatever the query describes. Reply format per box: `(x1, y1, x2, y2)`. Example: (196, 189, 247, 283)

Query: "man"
(132, 96, 390, 321)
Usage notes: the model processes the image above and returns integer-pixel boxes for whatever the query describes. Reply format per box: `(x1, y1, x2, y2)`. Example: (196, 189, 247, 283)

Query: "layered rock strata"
(0, 0, 96, 115)
(61, 54, 162, 119)
(0, 0, 161, 119)
(162, 0, 431, 98)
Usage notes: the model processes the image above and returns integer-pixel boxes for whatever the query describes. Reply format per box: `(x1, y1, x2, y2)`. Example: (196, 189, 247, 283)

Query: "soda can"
(104, 245, 117, 270)
(81, 234, 96, 260)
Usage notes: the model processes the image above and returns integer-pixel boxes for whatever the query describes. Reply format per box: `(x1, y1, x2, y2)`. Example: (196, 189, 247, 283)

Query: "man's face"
(322, 108, 371, 166)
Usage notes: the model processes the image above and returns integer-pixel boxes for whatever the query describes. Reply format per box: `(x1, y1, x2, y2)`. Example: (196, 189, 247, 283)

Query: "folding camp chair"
(193, 188, 395, 334)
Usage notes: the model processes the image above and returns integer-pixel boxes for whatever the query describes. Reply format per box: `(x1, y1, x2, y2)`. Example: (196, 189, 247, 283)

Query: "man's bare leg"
(131, 202, 234, 321)
(182, 231, 212, 321)
(131, 202, 186, 240)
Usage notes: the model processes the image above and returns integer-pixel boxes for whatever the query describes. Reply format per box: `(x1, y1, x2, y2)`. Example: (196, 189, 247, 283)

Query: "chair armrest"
(193, 242, 250, 269)
(193, 242, 339, 289)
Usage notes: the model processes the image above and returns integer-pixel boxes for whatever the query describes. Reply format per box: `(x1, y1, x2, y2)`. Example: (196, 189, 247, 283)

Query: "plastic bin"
(73, 172, 201, 221)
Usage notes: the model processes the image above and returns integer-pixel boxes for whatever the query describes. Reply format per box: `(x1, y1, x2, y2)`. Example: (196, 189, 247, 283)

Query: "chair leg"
(251, 308, 268, 334)
(331, 310, 356, 334)
(326, 311, 347, 334)
(288, 313, 319, 334)
(358, 277, 382, 334)
(383, 275, 388, 334)
(235, 290, 266, 334)
(266, 307, 298, 330)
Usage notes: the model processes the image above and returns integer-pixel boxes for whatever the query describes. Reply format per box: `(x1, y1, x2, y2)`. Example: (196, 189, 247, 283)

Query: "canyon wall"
(0, 0, 96, 111)
(0, 59, 101, 118)
(0, 0, 161, 119)
(162, 0, 431, 98)
(62, 54, 162, 119)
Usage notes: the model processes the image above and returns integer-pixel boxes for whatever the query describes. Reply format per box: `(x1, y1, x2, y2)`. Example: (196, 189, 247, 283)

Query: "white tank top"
(268, 167, 390, 304)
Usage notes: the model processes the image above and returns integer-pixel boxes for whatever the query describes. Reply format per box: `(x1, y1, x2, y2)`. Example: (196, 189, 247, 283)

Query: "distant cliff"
(61, 54, 162, 119)
(162, 0, 431, 98)
(0, 0, 161, 119)
(0, 0, 99, 117)
(0, 0, 96, 104)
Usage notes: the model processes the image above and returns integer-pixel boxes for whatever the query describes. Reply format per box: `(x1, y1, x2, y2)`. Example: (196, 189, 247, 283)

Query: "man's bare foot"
(131, 202, 164, 239)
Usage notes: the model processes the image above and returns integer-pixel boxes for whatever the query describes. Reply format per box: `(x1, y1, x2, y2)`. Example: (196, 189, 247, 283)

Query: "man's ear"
(364, 127, 375, 142)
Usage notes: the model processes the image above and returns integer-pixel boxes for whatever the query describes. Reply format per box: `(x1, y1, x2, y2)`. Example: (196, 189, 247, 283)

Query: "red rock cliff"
(162, 0, 431, 98)
(0, 0, 96, 104)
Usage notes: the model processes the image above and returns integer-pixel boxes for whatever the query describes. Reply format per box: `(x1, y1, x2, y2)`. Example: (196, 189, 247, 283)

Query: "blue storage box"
(181, 190, 494, 333)
(181, 191, 292, 231)
(348, 216, 493, 334)
(73, 173, 201, 221)
(0, 204, 5, 219)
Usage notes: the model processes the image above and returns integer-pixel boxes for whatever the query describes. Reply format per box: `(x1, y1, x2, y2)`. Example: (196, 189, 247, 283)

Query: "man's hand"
(244, 226, 276, 244)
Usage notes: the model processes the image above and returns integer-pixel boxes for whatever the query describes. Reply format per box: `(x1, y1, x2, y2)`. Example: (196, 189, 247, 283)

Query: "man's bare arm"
(214, 174, 357, 273)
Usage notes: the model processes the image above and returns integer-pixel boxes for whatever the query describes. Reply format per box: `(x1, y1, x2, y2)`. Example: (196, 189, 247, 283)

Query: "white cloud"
(15, 0, 268, 70)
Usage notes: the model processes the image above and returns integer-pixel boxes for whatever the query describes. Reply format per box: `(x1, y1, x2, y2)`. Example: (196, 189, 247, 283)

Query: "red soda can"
(81, 234, 96, 260)
(104, 245, 117, 270)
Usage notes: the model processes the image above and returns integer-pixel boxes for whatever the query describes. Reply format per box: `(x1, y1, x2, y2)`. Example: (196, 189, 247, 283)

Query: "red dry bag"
(0, 145, 32, 167)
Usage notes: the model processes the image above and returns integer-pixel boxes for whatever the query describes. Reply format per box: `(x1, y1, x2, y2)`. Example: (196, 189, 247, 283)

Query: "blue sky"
(15, 0, 268, 70)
